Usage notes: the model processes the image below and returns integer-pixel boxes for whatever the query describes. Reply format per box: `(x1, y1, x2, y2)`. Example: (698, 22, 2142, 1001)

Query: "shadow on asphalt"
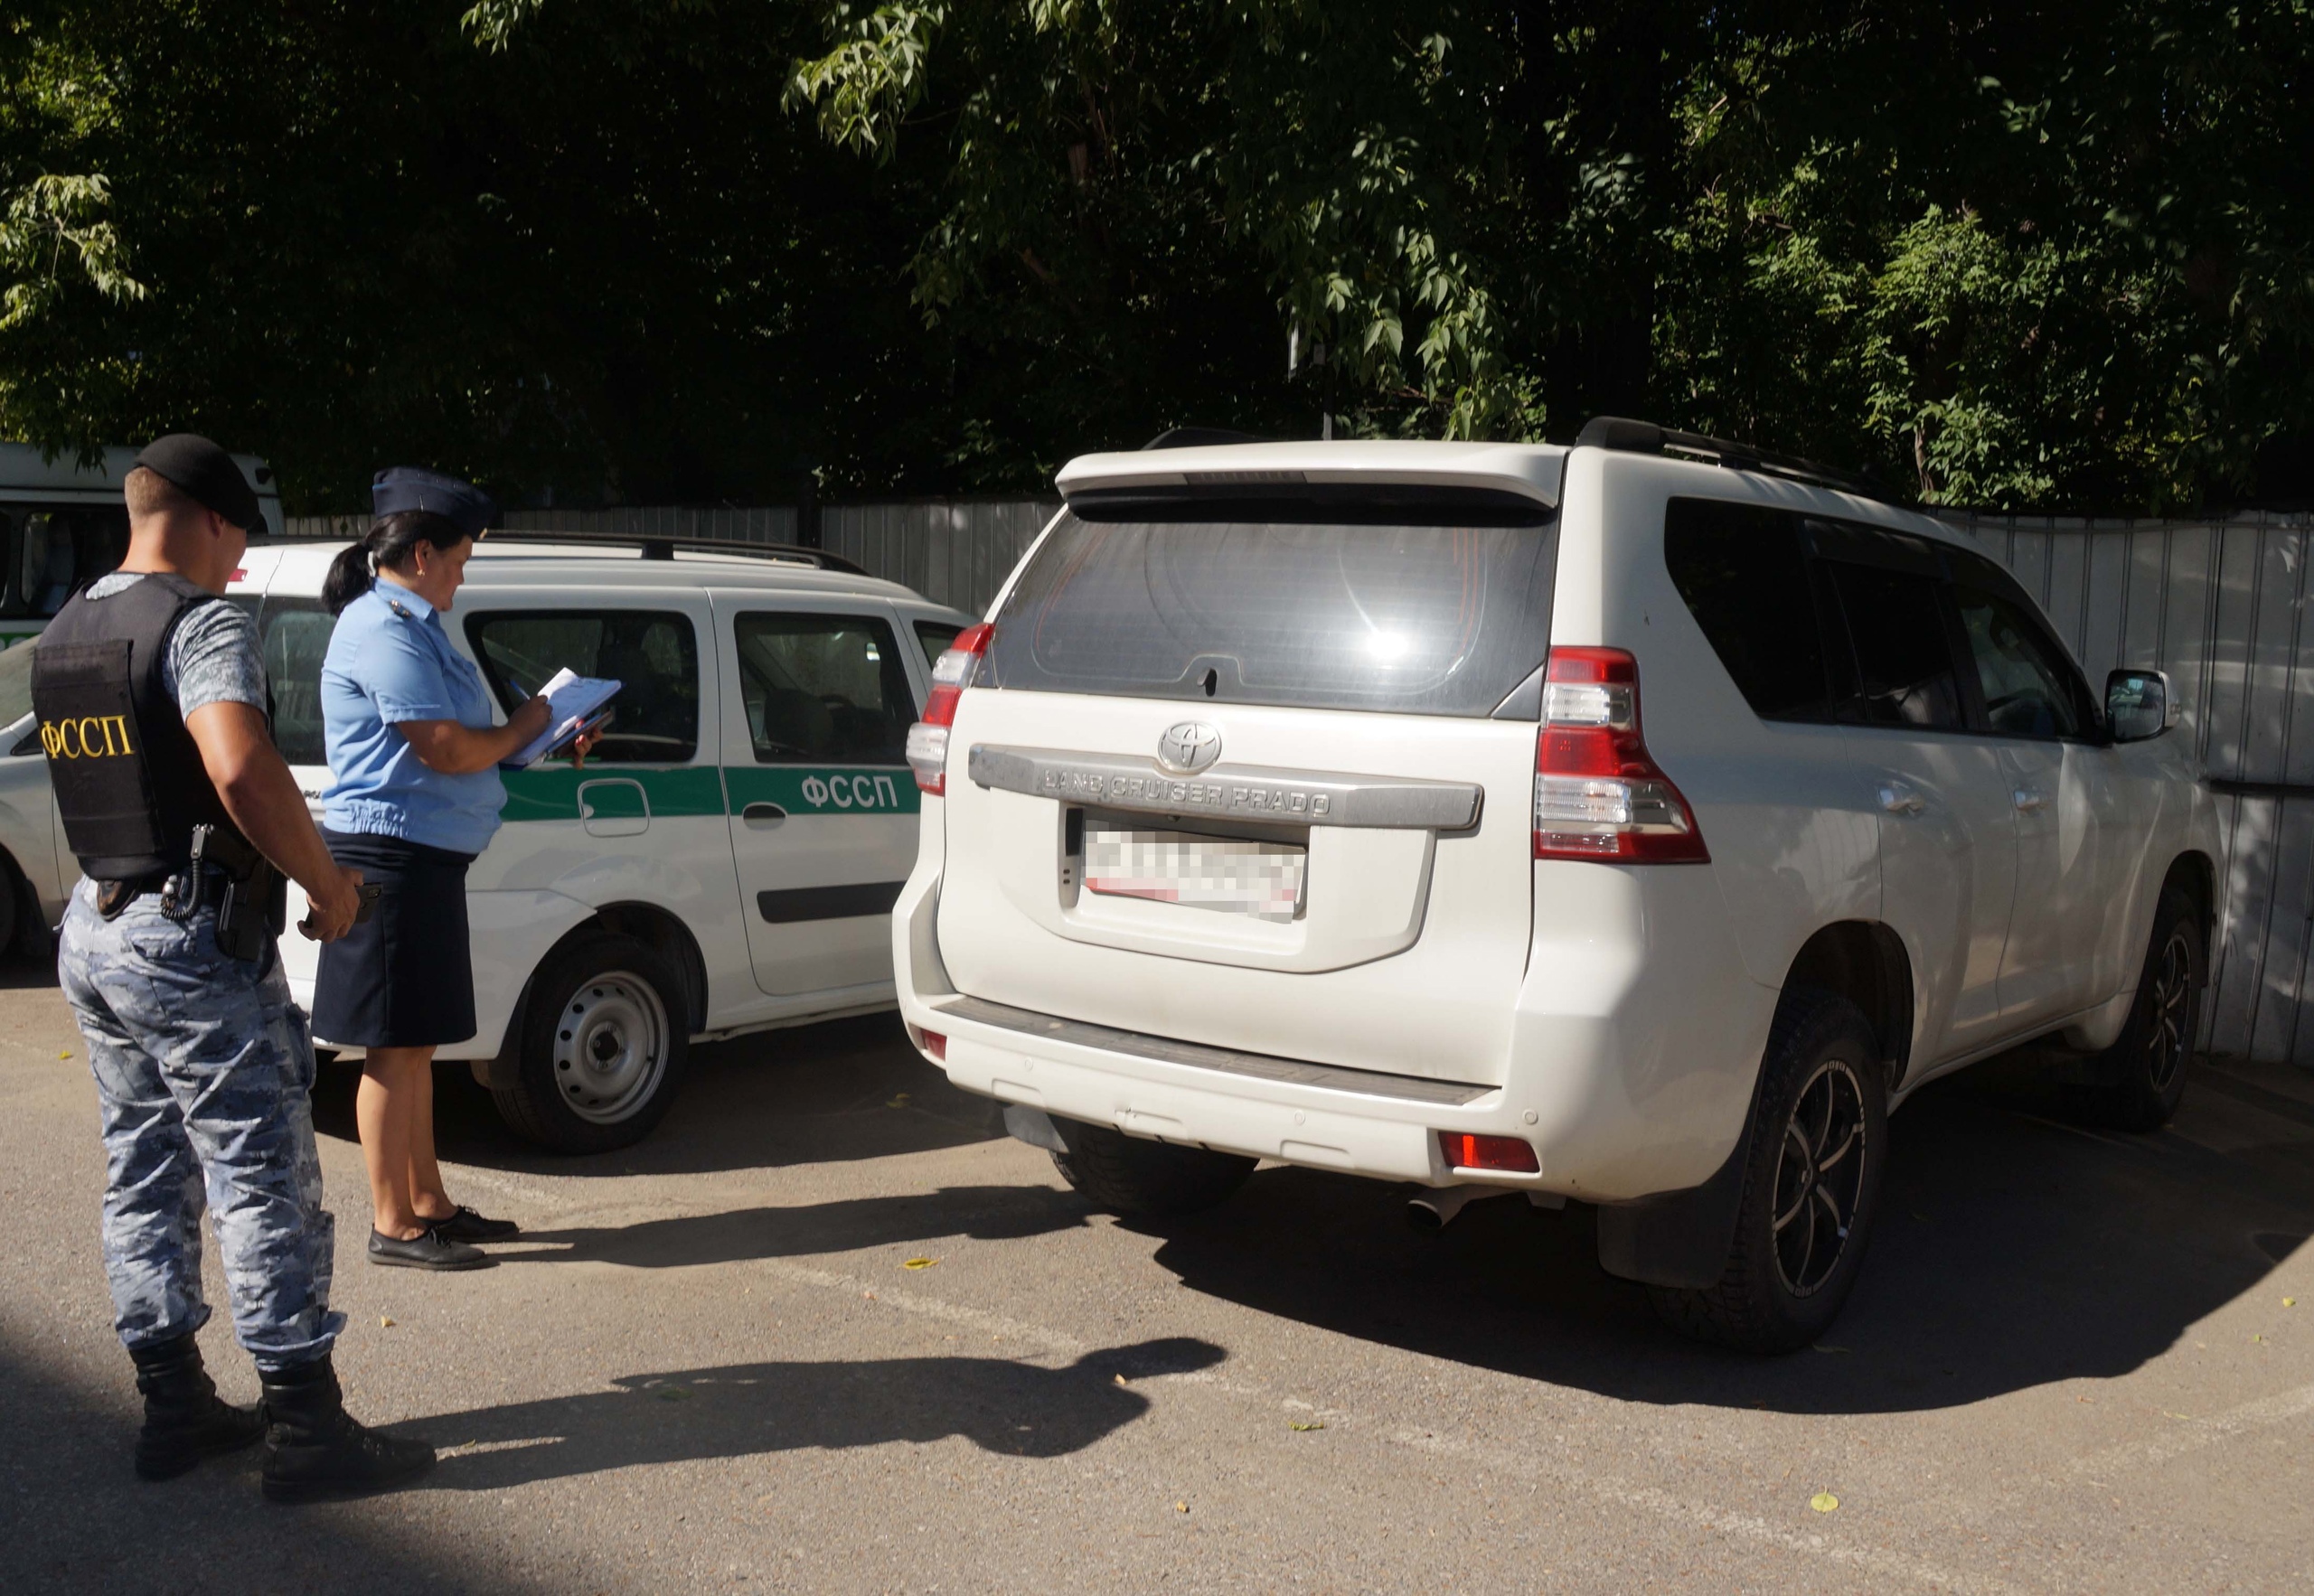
(421, 1338, 1225, 1487)
(309, 1011, 1007, 1177)
(0, 1338, 472, 1593)
(504, 1184, 1091, 1268)
(1121, 1056, 2314, 1416)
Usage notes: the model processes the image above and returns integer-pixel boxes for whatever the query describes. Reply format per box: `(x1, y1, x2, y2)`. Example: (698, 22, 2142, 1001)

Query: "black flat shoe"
(367, 1228, 491, 1272)
(423, 1205, 520, 1244)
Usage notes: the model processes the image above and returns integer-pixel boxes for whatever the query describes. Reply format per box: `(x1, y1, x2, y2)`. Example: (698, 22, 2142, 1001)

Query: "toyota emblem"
(1156, 721, 1222, 775)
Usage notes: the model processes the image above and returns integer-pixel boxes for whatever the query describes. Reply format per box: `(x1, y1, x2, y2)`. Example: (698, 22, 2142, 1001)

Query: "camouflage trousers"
(59, 878, 344, 1371)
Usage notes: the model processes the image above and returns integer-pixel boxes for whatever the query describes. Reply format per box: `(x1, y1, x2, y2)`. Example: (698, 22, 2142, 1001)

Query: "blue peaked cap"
(372, 466, 498, 537)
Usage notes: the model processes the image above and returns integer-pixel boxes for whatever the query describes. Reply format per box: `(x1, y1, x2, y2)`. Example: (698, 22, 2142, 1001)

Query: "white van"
(0, 443, 285, 646)
(895, 423, 2221, 1351)
(221, 533, 974, 1151)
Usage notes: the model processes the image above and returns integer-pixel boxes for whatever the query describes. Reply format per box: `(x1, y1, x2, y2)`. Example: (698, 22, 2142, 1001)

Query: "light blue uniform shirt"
(320, 583, 507, 855)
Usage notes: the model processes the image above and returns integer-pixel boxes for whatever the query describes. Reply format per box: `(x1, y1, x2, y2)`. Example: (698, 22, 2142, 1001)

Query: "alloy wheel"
(1771, 1058, 1868, 1299)
(2146, 928, 2195, 1094)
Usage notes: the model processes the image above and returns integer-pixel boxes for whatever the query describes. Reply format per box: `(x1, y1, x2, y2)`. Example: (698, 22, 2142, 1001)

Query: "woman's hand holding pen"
(507, 693, 554, 746)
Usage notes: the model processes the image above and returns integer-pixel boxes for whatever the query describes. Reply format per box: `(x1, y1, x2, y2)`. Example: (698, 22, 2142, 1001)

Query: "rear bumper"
(896, 850, 1776, 1199)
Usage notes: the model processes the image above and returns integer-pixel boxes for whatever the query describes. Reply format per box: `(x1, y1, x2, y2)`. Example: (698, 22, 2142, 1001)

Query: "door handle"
(2012, 787, 2050, 813)
(741, 802, 788, 826)
(1877, 783, 1925, 815)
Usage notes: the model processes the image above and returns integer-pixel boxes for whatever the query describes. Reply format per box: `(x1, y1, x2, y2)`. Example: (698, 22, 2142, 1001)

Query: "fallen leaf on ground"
(1810, 1492, 1839, 1513)
(1289, 1421, 1325, 1432)
(380, 1316, 395, 1328)
(1174, 1501, 1189, 1513)
(59, 1051, 71, 1059)
(887, 1094, 911, 1108)
(1113, 1374, 1128, 1385)
(2287, 1297, 2298, 1308)
(902, 1257, 937, 1270)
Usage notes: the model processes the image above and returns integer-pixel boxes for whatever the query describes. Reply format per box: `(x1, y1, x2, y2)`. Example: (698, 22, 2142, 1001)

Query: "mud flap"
(1003, 1103, 1069, 1154)
(1593, 1133, 1751, 1291)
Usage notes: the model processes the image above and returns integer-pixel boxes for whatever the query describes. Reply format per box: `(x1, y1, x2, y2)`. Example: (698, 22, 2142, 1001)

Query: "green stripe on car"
(500, 764, 917, 821)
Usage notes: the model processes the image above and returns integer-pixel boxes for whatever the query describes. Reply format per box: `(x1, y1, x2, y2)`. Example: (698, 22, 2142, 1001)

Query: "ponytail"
(323, 510, 472, 615)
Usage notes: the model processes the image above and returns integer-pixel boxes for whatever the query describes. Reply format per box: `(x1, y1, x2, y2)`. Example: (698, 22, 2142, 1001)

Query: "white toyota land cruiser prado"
(893, 418, 2220, 1352)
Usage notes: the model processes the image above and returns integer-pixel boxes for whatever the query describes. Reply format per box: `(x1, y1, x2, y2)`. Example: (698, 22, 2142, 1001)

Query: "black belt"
(92, 867, 229, 920)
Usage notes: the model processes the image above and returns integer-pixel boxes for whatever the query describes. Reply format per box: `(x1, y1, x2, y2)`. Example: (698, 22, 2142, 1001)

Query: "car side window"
(466, 610, 701, 764)
(913, 619, 964, 671)
(5, 506, 130, 619)
(1947, 554, 2091, 740)
(1663, 498, 1838, 721)
(733, 613, 915, 765)
(1820, 559, 1967, 732)
(232, 595, 334, 765)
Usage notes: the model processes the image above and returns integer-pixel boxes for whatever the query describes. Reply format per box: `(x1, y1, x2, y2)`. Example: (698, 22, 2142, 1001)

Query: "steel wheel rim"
(1771, 1057, 1868, 1299)
(551, 970, 668, 1124)
(2146, 929, 2195, 1094)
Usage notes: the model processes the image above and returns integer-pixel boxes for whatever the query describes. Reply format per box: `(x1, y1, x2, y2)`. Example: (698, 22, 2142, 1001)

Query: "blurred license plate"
(1083, 827, 1305, 923)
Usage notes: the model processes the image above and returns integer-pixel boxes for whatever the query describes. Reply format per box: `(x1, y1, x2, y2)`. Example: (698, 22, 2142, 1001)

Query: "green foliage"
(0, 0, 2304, 512)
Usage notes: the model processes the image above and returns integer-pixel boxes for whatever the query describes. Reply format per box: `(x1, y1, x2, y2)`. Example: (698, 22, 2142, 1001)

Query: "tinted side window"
(733, 613, 915, 765)
(235, 596, 334, 765)
(467, 610, 701, 764)
(1663, 499, 1834, 720)
(1954, 587, 2086, 738)
(1945, 550, 2092, 739)
(1823, 562, 1965, 731)
(913, 619, 964, 670)
(5, 505, 129, 618)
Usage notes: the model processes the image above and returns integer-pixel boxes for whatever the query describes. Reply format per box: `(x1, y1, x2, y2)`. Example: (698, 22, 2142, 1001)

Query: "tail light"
(906, 623, 994, 795)
(1533, 646, 1708, 863)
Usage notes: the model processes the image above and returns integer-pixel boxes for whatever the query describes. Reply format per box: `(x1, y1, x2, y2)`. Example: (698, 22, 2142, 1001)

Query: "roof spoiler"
(480, 530, 867, 575)
(1575, 417, 1892, 502)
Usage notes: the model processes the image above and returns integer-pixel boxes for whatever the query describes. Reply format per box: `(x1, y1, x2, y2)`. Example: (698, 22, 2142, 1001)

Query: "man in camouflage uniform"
(38, 435, 432, 1501)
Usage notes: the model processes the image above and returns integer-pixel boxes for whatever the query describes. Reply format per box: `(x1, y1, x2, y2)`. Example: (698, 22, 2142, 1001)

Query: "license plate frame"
(1080, 823, 1308, 924)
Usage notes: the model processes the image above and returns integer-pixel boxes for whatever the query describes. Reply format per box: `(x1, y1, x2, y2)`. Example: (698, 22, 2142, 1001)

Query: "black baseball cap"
(133, 434, 265, 534)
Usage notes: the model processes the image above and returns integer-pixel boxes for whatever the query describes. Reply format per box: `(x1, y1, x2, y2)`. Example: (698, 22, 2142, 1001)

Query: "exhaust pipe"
(1406, 1186, 1499, 1232)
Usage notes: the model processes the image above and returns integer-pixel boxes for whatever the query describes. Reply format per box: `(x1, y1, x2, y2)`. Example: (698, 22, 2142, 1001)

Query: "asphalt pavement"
(4, 954, 2313, 1593)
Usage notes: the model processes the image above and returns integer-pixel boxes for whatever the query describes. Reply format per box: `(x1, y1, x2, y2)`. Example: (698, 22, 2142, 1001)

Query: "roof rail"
(1142, 427, 1266, 450)
(1574, 416, 1892, 501)
(480, 529, 868, 576)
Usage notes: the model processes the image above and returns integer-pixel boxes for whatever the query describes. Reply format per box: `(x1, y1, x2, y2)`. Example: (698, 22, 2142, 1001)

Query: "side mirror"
(2106, 669, 2178, 743)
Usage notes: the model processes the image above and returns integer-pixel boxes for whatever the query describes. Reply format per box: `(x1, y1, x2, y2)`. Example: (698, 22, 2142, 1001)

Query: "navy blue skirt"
(311, 831, 478, 1048)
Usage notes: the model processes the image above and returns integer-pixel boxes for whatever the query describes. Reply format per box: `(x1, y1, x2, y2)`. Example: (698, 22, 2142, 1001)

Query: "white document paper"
(503, 666, 621, 768)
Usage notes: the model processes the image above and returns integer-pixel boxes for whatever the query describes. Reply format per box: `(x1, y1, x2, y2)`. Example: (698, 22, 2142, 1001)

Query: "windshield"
(986, 501, 1557, 718)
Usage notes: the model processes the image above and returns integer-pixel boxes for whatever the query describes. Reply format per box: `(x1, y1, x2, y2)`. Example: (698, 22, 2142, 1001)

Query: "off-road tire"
(2080, 883, 2203, 1132)
(1649, 987, 1888, 1355)
(1049, 1117, 1256, 1217)
(492, 932, 690, 1154)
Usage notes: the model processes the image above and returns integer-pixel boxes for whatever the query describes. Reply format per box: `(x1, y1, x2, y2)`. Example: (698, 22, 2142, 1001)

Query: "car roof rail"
(1574, 416, 1893, 502)
(1142, 427, 1267, 450)
(479, 529, 869, 576)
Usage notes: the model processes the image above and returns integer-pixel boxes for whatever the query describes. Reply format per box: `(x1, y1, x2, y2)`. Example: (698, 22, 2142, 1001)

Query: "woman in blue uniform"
(315, 468, 562, 1271)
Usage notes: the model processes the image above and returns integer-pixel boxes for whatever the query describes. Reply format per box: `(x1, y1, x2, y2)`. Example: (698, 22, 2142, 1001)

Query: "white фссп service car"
(100, 531, 967, 1153)
(893, 419, 2220, 1352)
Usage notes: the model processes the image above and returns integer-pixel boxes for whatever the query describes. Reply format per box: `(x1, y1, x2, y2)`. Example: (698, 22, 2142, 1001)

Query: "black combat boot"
(258, 1356, 435, 1504)
(128, 1333, 267, 1481)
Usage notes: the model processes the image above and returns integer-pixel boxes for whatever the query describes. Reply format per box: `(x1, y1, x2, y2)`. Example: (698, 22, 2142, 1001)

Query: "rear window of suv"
(985, 494, 1557, 718)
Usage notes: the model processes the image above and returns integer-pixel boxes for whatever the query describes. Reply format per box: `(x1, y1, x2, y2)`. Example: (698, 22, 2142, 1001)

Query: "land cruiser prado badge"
(1155, 721, 1221, 775)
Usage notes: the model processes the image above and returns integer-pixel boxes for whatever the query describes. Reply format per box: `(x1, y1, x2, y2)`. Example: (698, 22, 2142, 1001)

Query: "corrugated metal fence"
(287, 495, 2313, 1066)
(286, 498, 1054, 615)
(820, 500, 1058, 615)
(1943, 512, 2314, 1065)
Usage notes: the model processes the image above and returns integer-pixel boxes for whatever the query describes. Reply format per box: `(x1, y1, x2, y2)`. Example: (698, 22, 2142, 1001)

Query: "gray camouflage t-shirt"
(80, 572, 268, 717)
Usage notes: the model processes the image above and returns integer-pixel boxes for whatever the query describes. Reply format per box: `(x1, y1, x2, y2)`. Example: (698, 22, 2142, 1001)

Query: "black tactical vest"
(33, 573, 243, 878)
